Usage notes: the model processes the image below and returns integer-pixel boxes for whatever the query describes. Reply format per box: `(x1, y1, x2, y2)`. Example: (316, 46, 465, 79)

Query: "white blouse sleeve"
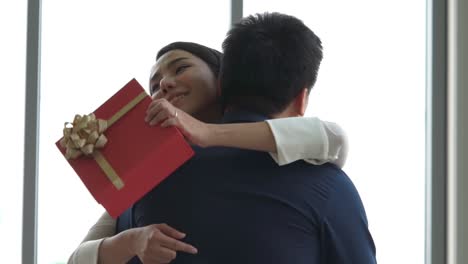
(265, 117, 348, 168)
(67, 212, 116, 264)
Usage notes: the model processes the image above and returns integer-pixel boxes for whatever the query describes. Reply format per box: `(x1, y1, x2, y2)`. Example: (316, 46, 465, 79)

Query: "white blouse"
(67, 116, 349, 264)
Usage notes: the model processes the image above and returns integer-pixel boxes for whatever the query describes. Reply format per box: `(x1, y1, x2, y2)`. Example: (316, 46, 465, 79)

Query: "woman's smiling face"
(149, 49, 218, 120)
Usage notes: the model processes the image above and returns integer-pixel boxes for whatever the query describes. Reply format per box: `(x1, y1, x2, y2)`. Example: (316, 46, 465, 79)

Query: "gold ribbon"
(60, 91, 147, 190)
(60, 113, 108, 159)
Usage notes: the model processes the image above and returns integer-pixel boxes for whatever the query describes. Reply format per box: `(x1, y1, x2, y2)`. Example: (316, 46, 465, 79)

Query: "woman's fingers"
(145, 99, 176, 126)
(153, 246, 177, 263)
(149, 110, 170, 126)
(155, 230, 198, 254)
(160, 116, 179, 128)
(159, 111, 191, 140)
(149, 223, 198, 254)
(157, 223, 186, 239)
(145, 98, 212, 147)
(139, 224, 197, 263)
(158, 107, 210, 147)
(145, 99, 165, 122)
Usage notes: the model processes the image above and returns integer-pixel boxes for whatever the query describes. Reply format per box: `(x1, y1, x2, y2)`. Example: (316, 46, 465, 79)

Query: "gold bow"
(59, 91, 147, 190)
(60, 114, 108, 159)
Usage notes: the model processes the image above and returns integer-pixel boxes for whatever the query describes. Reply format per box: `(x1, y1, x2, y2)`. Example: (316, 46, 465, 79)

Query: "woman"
(147, 42, 347, 167)
(68, 42, 347, 264)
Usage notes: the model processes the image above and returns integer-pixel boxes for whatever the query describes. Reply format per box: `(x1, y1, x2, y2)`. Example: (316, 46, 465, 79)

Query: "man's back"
(132, 112, 376, 264)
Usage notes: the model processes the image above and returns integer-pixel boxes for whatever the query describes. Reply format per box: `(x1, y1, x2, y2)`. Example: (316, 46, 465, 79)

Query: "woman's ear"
(295, 88, 309, 116)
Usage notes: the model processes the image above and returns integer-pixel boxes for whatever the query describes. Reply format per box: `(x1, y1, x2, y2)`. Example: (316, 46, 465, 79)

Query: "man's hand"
(145, 98, 213, 147)
(134, 223, 198, 264)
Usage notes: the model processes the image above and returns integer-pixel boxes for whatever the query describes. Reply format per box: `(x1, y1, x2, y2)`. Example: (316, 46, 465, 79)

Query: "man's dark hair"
(220, 12, 323, 116)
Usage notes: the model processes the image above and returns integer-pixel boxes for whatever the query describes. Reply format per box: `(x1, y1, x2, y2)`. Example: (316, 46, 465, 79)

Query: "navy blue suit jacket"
(119, 110, 376, 264)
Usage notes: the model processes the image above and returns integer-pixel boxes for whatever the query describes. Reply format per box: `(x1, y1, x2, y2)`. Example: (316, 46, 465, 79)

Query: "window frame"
(22, 0, 456, 263)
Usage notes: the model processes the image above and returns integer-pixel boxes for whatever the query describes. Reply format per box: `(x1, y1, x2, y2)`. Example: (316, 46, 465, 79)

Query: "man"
(131, 12, 376, 263)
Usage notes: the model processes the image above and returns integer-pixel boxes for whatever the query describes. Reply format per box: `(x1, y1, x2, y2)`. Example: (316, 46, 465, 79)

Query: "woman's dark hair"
(220, 12, 323, 116)
(157, 41, 222, 78)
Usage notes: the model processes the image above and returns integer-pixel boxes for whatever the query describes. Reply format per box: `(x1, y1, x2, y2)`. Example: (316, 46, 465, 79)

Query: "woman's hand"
(98, 223, 197, 264)
(133, 223, 198, 264)
(145, 98, 213, 147)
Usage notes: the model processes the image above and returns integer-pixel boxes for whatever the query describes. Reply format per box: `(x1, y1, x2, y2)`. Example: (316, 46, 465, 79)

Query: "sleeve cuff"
(68, 239, 104, 264)
(266, 117, 328, 166)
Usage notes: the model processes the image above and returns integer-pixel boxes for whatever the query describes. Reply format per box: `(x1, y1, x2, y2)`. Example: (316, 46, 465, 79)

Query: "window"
(244, 1, 426, 263)
(0, 1, 27, 263)
(38, 1, 230, 263)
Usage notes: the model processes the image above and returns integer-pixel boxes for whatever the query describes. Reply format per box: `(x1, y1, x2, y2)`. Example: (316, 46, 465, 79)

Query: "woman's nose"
(160, 76, 176, 94)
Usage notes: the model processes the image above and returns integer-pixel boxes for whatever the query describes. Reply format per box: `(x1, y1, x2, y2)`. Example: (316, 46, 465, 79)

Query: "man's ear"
(295, 88, 309, 116)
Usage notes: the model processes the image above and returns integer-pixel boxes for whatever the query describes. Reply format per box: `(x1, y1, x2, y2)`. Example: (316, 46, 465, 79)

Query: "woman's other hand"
(98, 223, 197, 264)
(145, 98, 213, 147)
(133, 223, 198, 264)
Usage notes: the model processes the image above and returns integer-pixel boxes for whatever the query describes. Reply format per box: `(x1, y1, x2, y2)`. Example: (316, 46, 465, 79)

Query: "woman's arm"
(68, 212, 197, 264)
(67, 212, 116, 264)
(201, 118, 348, 167)
(146, 99, 348, 167)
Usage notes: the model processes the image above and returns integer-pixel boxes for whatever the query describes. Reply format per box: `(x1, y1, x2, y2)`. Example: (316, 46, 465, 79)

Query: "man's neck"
(194, 103, 223, 123)
(270, 99, 305, 119)
(221, 109, 269, 123)
(270, 109, 301, 119)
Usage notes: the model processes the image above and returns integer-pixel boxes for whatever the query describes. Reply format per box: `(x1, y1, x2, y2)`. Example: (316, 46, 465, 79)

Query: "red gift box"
(56, 79, 194, 218)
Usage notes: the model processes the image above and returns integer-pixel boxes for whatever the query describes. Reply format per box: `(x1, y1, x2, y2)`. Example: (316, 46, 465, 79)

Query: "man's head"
(220, 12, 323, 117)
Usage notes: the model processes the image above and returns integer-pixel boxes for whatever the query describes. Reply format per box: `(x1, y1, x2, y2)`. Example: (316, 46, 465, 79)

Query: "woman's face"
(149, 49, 218, 121)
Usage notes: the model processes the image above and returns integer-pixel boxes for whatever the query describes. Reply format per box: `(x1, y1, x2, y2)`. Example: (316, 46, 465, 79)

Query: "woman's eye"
(175, 65, 190, 74)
